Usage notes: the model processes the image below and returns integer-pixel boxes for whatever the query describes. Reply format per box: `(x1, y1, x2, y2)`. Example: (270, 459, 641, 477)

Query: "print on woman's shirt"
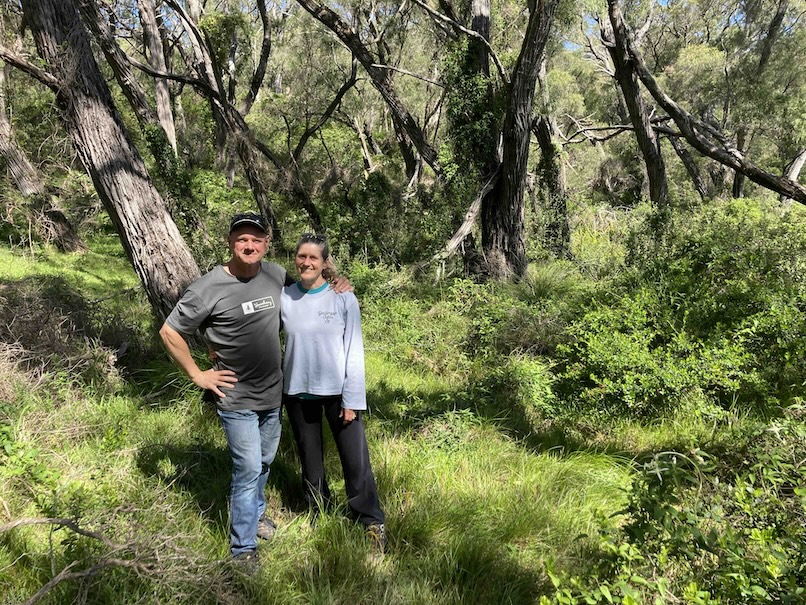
(319, 310, 338, 324)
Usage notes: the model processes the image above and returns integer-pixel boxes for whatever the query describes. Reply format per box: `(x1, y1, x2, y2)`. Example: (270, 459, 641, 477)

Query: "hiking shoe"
(257, 515, 276, 541)
(366, 523, 386, 553)
(232, 550, 259, 574)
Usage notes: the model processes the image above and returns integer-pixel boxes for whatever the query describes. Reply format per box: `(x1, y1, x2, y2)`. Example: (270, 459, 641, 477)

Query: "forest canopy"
(0, 0, 802, 310)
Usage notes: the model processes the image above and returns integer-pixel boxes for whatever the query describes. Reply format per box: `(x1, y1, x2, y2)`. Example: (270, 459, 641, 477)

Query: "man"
(160, 213, 343, 565)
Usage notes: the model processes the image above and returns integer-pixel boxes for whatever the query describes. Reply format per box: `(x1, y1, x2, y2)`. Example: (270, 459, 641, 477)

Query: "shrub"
(557, 287, 763, 416)
(629, 198, 806, 337)
(483, 355, 558, 428)
(558, 199, 806, 417)
(542, 405, 806, 604)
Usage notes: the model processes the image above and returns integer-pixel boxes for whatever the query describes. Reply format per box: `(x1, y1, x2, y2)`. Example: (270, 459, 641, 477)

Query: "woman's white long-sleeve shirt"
(280, 282, 367, 410)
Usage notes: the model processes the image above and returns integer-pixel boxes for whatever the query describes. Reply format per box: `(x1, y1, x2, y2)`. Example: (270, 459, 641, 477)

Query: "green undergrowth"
(2, 199, 805, 603)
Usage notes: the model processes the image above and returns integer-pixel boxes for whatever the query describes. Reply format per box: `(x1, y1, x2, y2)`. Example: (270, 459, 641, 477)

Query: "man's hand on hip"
(191, 368, 238, 398)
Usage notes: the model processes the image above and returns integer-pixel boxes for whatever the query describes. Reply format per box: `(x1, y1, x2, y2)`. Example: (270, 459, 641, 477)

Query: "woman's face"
(295, 242, 326, 284)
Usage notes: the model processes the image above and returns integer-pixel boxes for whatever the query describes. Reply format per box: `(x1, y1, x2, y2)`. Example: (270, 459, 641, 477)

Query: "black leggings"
(283, 395, 384, 526)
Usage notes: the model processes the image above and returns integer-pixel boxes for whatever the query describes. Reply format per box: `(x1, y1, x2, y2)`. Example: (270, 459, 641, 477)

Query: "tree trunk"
(352, 117, 376, 175)
(781, 148, 806, 203)
(481, 0, 558, 279)
(138, 0, 178, 155)
(234, 137, 284, 244)
(41, 209, 88, 253)
(731, 128, 748, 198)
(391, 112, 419, 180)
(604, 0, 669, 210)
(470, 0, 491, 78)
(534, 58, 569, 259)
(669, 136, 707, 201)
(731, 0, 788, 199)
(0, 61, 44, 196)
(468, 0, 501, 272)
(534, 116, 570, 259)
(77, 0, 183, 190)
(21, 0, 200, 320)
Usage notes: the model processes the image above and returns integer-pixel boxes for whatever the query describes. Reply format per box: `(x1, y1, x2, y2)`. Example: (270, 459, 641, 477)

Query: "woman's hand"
(340, 407, 356, 425)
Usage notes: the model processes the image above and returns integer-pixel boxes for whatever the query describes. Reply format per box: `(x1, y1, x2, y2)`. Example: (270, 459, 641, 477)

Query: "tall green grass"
(2, 210, 802, 605)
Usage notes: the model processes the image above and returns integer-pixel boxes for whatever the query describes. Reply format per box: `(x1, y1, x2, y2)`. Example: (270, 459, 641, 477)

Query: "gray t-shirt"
(165, 262, 292, 411)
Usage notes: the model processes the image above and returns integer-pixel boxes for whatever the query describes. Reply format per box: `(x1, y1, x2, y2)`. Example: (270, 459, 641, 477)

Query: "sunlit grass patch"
(362, 411, 631, 604)
(0, 239, 137, 296)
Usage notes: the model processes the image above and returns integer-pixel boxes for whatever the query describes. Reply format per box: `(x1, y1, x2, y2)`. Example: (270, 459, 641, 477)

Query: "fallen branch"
(413, 169, 500, 274)
(2, 515, 230, 605)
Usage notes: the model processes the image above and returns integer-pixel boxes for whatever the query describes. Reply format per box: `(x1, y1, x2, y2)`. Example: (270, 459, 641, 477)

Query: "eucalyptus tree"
(0, 0, 201, 319)
(138, 0, 179, 155)
(609, 0, 806, 203)
(634, 0, 805, 201)
(534, 58, 571, 258)
(299, 0, 561, 279)
(76, 0, 190, 200)
(110, 0, 378, 237)
(601, 0, 669, 210)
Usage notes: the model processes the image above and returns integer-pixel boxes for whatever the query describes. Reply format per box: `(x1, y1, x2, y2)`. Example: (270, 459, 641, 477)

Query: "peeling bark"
(21, 0, 200, 320)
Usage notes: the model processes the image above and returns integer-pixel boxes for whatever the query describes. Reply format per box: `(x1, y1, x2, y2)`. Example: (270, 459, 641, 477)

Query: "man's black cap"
(229, 212, 269, 234)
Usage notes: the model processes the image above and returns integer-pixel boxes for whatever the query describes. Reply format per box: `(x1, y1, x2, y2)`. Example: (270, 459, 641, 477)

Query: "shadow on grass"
(368, 373, 756, 464)
(133, 415, 312, 533)
(368, 377, 595, 457)
(135, 442, 231, 527)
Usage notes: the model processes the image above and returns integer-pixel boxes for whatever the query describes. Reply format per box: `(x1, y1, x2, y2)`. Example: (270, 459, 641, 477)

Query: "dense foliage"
(557, 199, 806, 417)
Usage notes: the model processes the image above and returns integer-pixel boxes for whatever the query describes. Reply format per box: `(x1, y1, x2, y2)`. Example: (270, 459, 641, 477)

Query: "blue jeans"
(217, 407, 282, 556)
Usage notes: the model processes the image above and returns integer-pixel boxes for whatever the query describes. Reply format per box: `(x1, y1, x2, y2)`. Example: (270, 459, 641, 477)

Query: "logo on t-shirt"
(242, 296, 275, 314)
(319, 310, 337, 324)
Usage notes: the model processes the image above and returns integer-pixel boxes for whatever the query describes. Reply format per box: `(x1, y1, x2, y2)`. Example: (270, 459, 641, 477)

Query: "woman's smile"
(295, 243, 326, 289)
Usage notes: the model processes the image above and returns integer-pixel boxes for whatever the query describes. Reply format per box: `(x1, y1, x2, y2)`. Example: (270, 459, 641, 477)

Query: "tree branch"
(410, 0, 509, 85)
(240, 0, 272, 115)
(295, 0, 441, 176)
(1, 516, 124, 545)
(615, 5, 806, 203)
(129, 59, 221, 104)
(0, 45, 59, 91)
(76, 0, 160, 128)
(293, 60, 358, 161)
(370, 63, 443, 87)
(413, 169, 500, 273)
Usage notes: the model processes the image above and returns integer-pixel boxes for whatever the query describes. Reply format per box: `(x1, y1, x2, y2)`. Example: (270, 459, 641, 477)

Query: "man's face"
(228, 226, 270, 266)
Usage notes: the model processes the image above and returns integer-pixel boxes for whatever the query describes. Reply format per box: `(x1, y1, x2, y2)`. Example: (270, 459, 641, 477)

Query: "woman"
(281, 233, 386, 551)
